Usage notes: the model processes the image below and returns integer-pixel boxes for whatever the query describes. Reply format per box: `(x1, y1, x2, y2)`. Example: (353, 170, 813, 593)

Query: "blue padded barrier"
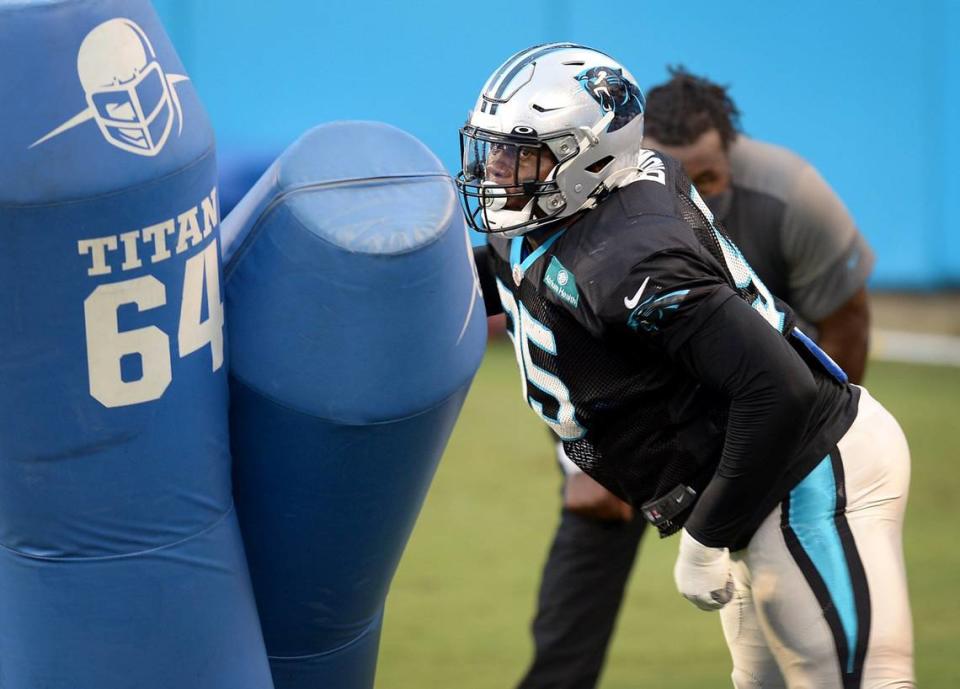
(223, 121, 486, 689)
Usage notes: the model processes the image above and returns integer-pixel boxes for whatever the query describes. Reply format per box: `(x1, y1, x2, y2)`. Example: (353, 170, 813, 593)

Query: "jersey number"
(83, 240, 224, 408)
(497, 280, 585, 440)
(689, 184, 785, 332)
(713, 231, 785, 332)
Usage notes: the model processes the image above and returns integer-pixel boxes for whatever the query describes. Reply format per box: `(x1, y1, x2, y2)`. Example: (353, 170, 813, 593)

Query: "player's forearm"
(683, 371, 816, 547)
(473, 244, 504, 316)
(675, 295, 818, 548)
(815, 288, 870, 384)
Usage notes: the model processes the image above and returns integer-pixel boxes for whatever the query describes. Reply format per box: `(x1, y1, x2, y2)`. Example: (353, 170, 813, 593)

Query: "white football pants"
(721, 386, 914, 688)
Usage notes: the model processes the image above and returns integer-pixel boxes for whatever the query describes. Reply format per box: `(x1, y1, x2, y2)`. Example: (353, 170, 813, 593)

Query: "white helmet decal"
(29, 18, 188, 157)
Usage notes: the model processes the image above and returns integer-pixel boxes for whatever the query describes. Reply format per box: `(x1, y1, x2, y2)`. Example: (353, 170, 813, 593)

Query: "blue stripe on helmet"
(487, 43, 589, 116)
(485, 43, 616, 116)
(492, 43, 589, 99)
(485, 43, 548, 94)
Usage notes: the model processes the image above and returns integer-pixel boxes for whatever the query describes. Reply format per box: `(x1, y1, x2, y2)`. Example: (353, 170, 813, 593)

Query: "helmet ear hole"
(585, 155, 615, 173)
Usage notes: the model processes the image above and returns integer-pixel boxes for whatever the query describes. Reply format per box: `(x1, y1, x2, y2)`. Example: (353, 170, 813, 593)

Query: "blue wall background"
(153, 0, 959, 288)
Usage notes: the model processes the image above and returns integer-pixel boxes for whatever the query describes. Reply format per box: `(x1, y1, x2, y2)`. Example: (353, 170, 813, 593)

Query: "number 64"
(83, 240, 224, 409)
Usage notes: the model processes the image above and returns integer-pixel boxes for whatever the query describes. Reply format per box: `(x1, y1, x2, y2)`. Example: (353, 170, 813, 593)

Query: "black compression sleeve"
(473, 244, 503, 317)
(674, 292, 819, 548)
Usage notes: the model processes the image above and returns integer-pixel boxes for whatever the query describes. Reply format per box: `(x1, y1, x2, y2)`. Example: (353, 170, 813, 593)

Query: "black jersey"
(478, 152, 859, 550)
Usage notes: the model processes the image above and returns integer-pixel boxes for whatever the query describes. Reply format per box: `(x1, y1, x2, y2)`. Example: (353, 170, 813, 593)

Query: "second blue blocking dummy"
(222, 121, 487, 689)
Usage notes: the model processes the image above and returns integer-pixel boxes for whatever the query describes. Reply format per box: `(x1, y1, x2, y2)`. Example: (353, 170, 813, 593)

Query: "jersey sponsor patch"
(544, 256, 580, 308)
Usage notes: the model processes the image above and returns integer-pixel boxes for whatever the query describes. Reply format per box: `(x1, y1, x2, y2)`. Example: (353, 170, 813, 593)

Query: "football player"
(519, 68, 877, 689)
(462, 44, 913, 689)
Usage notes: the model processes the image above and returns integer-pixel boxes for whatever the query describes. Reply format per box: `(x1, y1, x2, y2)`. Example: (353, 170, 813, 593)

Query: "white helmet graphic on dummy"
(30, 18, 188, 157)
(456, 43, 646, 237)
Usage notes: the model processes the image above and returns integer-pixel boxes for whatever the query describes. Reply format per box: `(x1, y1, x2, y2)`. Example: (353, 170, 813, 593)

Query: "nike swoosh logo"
(624, 277, 650, 309)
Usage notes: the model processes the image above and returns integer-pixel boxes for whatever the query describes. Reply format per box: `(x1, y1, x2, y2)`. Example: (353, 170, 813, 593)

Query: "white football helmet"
(457, 43, 646, 236)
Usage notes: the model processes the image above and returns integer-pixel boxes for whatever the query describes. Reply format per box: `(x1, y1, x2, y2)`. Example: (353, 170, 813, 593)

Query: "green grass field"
(376, 340, 960, 688)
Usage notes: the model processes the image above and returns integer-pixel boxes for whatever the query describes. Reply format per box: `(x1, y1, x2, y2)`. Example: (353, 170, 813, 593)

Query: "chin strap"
(479, 181, 509, 212)
(485, 197, 538, 236)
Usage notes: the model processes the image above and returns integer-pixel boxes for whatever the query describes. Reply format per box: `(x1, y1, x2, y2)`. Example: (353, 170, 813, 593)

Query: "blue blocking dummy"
(222, 122, 487, 689)
(0, 3, 273, 688)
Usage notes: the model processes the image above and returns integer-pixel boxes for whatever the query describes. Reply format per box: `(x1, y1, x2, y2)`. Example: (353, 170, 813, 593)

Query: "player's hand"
(673, 528, 734, 611)
(563, 473, 634, 522)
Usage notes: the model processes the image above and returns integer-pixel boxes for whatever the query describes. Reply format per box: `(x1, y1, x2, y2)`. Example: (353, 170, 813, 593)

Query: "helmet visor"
(457, 126, 561, 233)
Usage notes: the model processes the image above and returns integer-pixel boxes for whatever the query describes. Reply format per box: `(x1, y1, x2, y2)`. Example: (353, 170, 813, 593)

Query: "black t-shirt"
(476, 151, 858, 550)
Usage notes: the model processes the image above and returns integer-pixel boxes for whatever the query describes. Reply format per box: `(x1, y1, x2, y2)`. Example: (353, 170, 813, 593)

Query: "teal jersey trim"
(510, 228, 566, 284)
